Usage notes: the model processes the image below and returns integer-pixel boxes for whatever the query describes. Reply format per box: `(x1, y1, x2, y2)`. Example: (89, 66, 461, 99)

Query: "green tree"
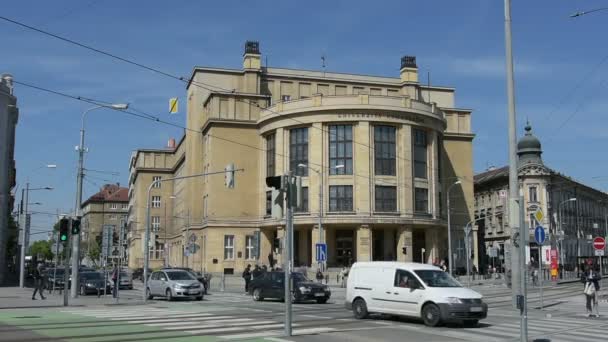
(29, 240, 53, 261)
(87, 240, 101, 267)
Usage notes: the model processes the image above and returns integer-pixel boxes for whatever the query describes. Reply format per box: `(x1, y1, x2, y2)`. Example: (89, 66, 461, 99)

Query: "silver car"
(146, 270, 203, 301)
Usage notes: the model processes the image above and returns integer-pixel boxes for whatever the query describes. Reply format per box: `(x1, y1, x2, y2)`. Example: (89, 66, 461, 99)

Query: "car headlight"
(299, 286, 311, 293)
(86, 283, 94, 287)
(446, 297, 463, 304)
(325, 287, 331, 293)
(173, 284, 184, 289)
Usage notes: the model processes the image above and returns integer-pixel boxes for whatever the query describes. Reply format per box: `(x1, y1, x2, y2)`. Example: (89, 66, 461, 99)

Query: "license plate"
(188, 291, 199, 295)
(470, 306, 483, 312)
(314, 293, 325, 297)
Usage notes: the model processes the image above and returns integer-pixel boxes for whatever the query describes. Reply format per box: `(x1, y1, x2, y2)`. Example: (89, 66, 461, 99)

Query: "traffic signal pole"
(284, 175, 293, 337)
(71, 119, 86, 299)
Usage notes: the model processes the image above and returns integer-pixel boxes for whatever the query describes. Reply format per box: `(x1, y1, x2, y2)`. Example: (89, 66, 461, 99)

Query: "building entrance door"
(412, 231, 426, 263)
(373, 230, 384, 261)
(335, 230, 354, 267)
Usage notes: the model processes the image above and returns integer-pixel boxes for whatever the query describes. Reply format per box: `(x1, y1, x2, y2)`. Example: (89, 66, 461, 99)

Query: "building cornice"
(443, 132, 475, 141)
(200, 119, 258, 135)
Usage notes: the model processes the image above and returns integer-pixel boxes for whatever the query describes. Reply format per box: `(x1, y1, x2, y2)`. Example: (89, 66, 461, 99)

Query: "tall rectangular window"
(266, 134, 275, 177)
(152, 196, 161, 208)
(414, 188, 429, 214)
(224, 235, 234, 260)
(265, 191, 272, 216)
(329, 185, 353, 212)
(153, 176, 162, 188)
(245, 235, 254, 260)
(375, 186, 397, 212)
(329, 125, 353, 175)
(151, 216, 160, 231)
(294, 187, 309, 213)
(110, 203, 117, 210)
(529, 186, 538, 202)
(290, 127, 308, 176)
(413, 129, 428, 179)
(374, 126, 396, 176)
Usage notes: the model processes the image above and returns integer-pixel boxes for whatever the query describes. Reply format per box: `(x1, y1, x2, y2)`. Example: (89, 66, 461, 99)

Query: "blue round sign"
(534, 226, 546, 245)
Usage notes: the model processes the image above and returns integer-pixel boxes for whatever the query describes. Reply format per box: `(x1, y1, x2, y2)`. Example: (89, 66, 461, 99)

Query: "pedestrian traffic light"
(59, 218, 69, 242)
(71, 217, 81, 235)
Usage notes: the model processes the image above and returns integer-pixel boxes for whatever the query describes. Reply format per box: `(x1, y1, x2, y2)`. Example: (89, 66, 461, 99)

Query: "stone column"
(356, 225, 371, 262)
(397, 226, 413, 262)
(425, 228, 439, 264)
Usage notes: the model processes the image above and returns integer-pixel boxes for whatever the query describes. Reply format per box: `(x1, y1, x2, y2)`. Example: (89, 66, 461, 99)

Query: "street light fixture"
(72, 103, 129, 298)
(297, 163, 344, 270)
(446, 180, 462, 275)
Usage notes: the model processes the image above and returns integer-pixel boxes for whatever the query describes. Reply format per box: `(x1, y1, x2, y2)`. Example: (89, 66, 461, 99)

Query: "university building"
(474, 123, 608, 273)
(127, 41, 476, 274)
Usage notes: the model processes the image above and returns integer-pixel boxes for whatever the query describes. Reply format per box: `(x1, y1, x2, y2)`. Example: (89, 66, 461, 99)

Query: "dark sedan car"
(78, 272, 108, 295)
(249, 271, 331, 304)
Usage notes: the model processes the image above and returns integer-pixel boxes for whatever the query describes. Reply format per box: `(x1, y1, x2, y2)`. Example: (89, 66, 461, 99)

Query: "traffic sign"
(534, 209, 544, 223)
(316, 243, 327, 262)
(534, 226, 546, 245)
(593, 237, 605, 250)
(595, 249, 605, 257)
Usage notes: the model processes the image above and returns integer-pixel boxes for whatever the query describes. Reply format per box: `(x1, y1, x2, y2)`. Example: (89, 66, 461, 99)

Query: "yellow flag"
(169, 97, 178, 114)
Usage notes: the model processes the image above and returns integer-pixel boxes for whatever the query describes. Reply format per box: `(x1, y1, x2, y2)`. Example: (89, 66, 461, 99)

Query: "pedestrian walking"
(242, 264, 252, 293)
(472, 265, 478, 280)
(32, 263, 46, 300)
(268, 253, 275, 269)
(111, 265, 119, 298)
(252, 265, 262, 280)
(581, 265, 601, 317)
(316, 269, 323, 283)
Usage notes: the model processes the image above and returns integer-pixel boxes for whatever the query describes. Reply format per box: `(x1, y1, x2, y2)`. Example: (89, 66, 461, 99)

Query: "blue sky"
(4, 0, 608, 238)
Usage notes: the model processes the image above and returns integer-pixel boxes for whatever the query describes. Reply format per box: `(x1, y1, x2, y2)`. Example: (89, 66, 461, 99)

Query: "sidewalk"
(0, 286, 146, 309)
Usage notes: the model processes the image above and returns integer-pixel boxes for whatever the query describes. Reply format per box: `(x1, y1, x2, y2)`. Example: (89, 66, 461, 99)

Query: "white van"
(345, 262, 487, 327)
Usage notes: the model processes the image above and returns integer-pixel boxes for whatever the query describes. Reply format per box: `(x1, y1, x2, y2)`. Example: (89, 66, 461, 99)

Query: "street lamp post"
(446, 180, 461, 275)
(558, 198, 576, 272)
(298, 163, 343, 271)
(19, 180, 54, 288)
(71, 103, 128, 298)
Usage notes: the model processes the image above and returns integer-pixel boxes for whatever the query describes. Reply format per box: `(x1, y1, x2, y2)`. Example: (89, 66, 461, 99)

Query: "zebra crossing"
(59, 305, 340, 340)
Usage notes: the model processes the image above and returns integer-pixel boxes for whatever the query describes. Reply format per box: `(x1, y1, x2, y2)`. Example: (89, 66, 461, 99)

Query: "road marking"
(127, 315, 234, 324)
(160, 319, 275, 330)
(186, 323, 290, 334)
(154, 318, 254, 328)
(219, 327, 334, 339)
(301, 314, 332, 319)
(111, 313, 214, 321)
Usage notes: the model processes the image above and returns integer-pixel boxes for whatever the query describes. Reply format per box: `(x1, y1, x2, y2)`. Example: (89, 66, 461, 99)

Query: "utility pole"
(284, 175, 294, 337)
(71, 117, 86, 298)
(19, 183, 29, 288)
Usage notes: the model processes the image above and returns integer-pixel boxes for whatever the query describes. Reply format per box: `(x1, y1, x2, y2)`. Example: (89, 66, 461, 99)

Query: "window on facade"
(224, 235, 235, 260)
(294, 187, 309, 213)
(529, 186, 538, 202)
(109, 214, 117, 220)
(152, 196, 161, 208)
(414, 188, 429, 214)
(246, 235, 254, 260)
(329, 125, 353, 175)
(329, 185, 353, 212)
(375, 186, 397, 212)
(122, 203, 128, 209)
(148, 241, 164, 260)
(290, 127, 308, 176)
(153, 176, 162, 188)
(110, 203, 117, 210)
(265, 191, 272, 216)
(266, 134, 275, 177)
(413, 129, 428, 179)
(151, 216, 161, 231)
(374, 126, 396, 176)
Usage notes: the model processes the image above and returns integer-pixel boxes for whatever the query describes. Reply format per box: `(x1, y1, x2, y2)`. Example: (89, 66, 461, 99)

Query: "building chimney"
(399, 56, 418, 83)
(243, 41, 261, 71)
(167, 138, 176, 149)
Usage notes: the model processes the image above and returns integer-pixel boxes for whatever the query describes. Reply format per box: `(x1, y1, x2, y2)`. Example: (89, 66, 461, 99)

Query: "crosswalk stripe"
(185, 323, 292, 334)
(558, 329, 608, 339)
(219, 327, 335, 339)
(109, 313, 213, 321)
(126, 315, 233, 324)
(151, 318, 254, 328)
(160, 319, 276, 330)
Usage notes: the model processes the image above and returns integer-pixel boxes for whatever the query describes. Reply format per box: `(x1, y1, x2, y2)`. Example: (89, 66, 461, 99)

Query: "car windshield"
(83, 273, 101, 279)
(414, 270, 461, 288)
(292, 273, 310, 283)
(120, 272, 129, 277)
(166, 271, 195, 280)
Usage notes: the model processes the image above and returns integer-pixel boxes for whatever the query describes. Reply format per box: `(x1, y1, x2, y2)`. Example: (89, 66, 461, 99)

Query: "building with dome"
(126, 41, 476, 274)
(474, 123, 608, 275)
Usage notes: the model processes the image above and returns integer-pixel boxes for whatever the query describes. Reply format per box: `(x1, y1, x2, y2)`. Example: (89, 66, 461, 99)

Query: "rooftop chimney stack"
(167, 138, 176, 149)
(399, 56, 418, 83)
(243, 41, 261, 70)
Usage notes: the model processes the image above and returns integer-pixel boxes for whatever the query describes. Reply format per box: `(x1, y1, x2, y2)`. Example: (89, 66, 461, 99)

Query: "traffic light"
(59, 218, 69, 242)
(266, 176, 285, 219)
(71, 217, 81, 235)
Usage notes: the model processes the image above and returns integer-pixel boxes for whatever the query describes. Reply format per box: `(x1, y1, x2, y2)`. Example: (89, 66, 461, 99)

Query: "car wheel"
(463, 320, 479, 327)
(252, 288, 264, 302)
(165, 288, 173, 301)
(146, 287, 153, 300)
(316, 298, 328, 304)
(422, 303, 442, 327)
(353, 298, 368, 319)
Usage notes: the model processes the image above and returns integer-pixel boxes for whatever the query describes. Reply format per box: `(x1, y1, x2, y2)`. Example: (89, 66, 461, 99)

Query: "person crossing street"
(32, 263, 46, 300)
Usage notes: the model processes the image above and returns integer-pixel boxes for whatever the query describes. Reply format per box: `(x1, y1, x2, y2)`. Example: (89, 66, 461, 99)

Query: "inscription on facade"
(337, 112, 426, 123)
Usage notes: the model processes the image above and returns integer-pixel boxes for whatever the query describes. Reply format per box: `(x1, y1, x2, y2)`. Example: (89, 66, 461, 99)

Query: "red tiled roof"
(82, 184, 128, 207)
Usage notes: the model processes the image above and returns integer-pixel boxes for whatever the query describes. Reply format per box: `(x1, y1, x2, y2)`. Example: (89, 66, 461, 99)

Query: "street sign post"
(594, 237, 606, 275)
(316, 243, 327, 262)
(534, 225, 546, 310)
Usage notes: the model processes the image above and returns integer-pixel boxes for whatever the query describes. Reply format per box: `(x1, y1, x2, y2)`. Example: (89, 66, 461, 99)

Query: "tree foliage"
(29, 240, 53, 261)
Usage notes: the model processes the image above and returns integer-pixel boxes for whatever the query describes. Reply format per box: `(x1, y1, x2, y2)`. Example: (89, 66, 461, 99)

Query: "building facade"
(127, 41, 476, 274)
(474, 124, 608, 274)
(81, 184, 128, 266)
(0, 74, 18, 284)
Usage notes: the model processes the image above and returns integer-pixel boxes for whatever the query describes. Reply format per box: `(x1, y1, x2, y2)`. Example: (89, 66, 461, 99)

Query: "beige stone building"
(81, 184, 128, 265)
(127, 41, 476, 274)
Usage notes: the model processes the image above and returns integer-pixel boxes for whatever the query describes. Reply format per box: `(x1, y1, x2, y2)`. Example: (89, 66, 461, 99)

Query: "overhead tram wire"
(1, 15, 447, 174)
(11, 80, 472, 189)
